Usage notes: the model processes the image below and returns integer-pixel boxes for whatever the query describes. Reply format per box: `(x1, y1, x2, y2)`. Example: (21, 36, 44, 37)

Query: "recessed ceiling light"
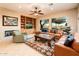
(49, 3, 53, 6)
(48, 3, 54, 10)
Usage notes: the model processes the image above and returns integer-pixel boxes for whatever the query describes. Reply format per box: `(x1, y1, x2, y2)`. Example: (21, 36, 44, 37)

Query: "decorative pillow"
(64, 34, 74, 47)
(41, 28, 48, 32)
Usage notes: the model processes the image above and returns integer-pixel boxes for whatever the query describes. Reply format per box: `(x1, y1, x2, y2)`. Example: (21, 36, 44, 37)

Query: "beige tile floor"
(0, 39, 43, 56)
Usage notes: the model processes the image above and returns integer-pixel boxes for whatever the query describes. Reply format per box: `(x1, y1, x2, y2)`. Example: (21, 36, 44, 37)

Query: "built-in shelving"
(21, 15, 36, 29)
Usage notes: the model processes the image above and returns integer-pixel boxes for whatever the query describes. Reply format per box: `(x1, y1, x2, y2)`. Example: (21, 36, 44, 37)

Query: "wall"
(36, 8, 78, 33)
(77, 6, 79, 33)
(0, 8, 21, 40)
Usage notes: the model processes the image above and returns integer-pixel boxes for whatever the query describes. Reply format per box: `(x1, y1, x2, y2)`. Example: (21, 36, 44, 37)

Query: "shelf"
(21, 15, 36, 29)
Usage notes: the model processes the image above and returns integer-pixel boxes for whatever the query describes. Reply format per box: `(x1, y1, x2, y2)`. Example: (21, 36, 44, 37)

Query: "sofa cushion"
(13, 30, 21, 35)
(71, 33, 79, 52)
(64, 34, 74, 47)
(71, 41, 79, 52)
(57, 36, 67, 44)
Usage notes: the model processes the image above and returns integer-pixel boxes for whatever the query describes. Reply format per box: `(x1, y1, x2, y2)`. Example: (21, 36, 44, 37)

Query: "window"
(40, 19, 49, 32)
(51, 16, 68, 30)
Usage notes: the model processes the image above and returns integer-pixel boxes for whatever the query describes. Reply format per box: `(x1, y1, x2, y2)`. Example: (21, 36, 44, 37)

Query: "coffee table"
(35, 34, 55, 47)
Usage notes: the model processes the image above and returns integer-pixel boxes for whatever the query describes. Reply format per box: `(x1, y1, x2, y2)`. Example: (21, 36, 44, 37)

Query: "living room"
(0, 3, 79, 56)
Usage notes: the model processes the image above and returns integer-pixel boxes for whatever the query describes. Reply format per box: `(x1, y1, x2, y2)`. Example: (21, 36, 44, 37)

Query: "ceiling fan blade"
(30, 10, 37, 13)
(30, 11, 34, 12)
(29, 12, 35, 15)
(35, 7, 38, 10)
(38, 13, 44, 15)
(38, 10, 41, 12)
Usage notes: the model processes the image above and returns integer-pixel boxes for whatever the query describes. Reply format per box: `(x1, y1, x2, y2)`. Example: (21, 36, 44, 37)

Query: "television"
(25, 24, 33, 29)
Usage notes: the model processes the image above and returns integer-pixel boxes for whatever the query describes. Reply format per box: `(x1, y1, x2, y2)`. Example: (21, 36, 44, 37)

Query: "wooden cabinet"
(21, 15, 36, 29)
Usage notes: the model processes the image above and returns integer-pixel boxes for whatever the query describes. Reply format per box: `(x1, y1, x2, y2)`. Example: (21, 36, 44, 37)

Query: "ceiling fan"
(29, 7, 44, 16)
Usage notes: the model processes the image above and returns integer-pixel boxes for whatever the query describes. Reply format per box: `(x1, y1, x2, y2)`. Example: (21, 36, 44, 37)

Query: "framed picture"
(3, 15, 18, 26)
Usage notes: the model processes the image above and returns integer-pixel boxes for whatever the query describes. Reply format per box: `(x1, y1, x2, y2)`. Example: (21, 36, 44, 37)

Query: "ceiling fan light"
(34, 13, 38, 16)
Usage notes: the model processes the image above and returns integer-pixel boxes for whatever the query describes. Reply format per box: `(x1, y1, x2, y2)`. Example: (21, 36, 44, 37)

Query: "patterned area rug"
(25, 37, 54, 56)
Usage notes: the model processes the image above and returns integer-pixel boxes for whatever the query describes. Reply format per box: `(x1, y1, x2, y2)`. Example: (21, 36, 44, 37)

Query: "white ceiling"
(0, 3, 78, 18)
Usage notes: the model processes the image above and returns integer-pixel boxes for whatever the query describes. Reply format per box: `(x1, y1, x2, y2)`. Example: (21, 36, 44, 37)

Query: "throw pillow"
(64, 34, 74, 47)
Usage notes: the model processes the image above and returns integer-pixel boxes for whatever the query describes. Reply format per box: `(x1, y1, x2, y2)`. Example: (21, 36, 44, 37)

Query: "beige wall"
(36, 8, 78, 33)
(77, 6, 79, 33)
(0, 8, 21, 40)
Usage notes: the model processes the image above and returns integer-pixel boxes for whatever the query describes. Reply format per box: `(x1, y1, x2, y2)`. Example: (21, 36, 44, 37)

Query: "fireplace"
(5, 30, 14, 37)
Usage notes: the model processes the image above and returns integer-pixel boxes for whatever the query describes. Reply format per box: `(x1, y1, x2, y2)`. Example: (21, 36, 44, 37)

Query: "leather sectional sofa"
(54, 33, 79, 56)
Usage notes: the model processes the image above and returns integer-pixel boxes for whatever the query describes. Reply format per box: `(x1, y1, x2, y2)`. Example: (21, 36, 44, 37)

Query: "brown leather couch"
(54, 33, 79, 56)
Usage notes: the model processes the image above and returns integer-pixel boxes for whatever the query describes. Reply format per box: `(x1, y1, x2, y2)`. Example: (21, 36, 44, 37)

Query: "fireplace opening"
(5, 30, 14, 37)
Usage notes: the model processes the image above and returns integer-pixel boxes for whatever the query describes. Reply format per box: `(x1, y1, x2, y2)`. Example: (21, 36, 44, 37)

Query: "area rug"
(25, 38, 54, 56)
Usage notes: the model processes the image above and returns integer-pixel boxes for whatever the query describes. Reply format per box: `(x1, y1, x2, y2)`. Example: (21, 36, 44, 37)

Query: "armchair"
(13, 30, 24, 43)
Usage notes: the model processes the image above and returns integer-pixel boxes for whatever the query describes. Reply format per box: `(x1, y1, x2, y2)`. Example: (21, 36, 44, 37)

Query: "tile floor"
(0, 39, 43, 56)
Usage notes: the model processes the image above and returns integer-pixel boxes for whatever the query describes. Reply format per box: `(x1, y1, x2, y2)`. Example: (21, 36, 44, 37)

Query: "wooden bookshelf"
(21, 15, 36, 29)
(21, 16, 25, 29)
